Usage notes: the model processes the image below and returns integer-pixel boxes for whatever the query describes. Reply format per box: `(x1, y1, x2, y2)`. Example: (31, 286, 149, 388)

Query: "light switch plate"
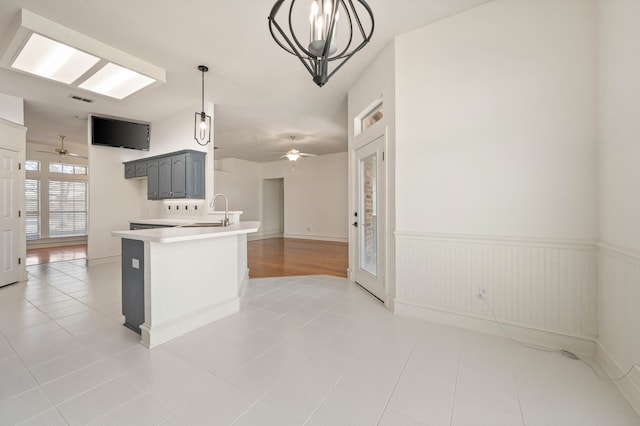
(132, 258, 140, 269)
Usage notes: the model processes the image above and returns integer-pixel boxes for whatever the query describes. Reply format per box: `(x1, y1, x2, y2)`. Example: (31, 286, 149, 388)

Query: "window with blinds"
(25, 179, 40, 240)
(49, 163, 87, 175)
(48, 180, 88, 237)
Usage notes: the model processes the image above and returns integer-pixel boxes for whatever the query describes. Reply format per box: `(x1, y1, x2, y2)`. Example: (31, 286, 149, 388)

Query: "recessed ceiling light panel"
(79, 63, 156, 100)
(0, 9, 166, 100)
(11, 33, 100, 84)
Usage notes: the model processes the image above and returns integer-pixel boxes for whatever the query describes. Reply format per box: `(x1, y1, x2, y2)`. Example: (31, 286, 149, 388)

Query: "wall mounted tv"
(91, 115, 150, 151)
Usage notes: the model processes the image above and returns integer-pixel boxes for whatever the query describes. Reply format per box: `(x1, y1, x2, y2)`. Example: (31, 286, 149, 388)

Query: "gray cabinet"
(147, 160, 159, 200)
(124, 161, 148, 179)
(158, 157, 172, 198)
(124, 162, 136, 179)
(123, 150, 205, 200)
(135, 162, 147, 177)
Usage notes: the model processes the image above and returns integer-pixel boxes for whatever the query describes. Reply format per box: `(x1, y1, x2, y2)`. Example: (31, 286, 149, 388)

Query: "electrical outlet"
(478, 287, 487, 300)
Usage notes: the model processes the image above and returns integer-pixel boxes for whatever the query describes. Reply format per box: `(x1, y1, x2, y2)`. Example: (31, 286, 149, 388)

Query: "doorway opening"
(262, 178, 284, 238)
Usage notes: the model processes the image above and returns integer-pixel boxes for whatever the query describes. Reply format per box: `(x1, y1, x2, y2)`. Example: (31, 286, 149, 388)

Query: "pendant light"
(194, 65, 212, 146)
(268, 0, 374, 87)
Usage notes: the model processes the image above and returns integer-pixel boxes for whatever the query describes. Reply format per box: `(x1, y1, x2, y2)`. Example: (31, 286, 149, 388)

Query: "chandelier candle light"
(194, 65, 212, 146)
(268, 0, 374, 87)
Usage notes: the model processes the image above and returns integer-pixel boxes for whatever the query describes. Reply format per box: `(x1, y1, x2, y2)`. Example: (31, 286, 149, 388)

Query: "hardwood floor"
(26, 244, 88, 266)
(248, 237, 348, 278)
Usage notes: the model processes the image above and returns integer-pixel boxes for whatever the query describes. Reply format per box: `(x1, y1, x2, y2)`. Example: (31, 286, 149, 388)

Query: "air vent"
(69, 94, 94, 103)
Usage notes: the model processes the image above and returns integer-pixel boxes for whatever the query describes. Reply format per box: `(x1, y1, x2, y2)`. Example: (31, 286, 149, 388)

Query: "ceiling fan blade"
(35, 150, 59, 156)
(67, 153, 88, 159)
(298, 153, 317, 157)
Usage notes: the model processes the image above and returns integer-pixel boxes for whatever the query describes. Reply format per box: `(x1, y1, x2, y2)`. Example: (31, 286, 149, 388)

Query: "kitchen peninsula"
(112, 221, 260, 348)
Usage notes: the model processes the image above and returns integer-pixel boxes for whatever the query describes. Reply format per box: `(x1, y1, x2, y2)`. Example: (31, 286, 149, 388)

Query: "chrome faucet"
(210, 193, 229, 226)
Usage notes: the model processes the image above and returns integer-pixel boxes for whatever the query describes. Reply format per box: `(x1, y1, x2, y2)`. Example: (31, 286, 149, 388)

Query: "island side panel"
(141, 235, 240, 348)
(121, 238, 145, 334)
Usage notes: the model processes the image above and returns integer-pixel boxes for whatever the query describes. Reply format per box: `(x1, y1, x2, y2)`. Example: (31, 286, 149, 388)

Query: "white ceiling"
(0, 0, 491, 162)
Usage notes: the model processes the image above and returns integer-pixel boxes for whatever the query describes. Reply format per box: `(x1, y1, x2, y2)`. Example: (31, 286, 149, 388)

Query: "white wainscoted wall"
(596, 0, 640, 413)
(395, 233, 597, 353)
(389, 0, 598, 350)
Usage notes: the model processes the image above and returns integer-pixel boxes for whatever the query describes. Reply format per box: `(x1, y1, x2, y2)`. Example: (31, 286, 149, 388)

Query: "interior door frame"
(0, 118, 27, 284)
(350, 128, 386, 303)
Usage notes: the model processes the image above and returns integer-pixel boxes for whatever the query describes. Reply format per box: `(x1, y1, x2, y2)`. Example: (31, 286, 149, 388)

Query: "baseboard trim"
(87, 255, 119, 266)
(249, 231, 283, 241)
(394, 299, 596, 356)
(597, 342, 640, 415)
(140, 297, 240, 348)
(284, 233, 348, 243)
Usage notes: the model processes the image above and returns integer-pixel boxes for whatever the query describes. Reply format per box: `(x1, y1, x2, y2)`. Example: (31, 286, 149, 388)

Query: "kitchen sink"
(179, 222, 225, 228)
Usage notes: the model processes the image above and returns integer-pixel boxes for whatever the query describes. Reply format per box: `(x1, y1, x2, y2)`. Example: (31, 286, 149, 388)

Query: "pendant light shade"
(268, 0, 374, 87)
(194, 65, 212, 146)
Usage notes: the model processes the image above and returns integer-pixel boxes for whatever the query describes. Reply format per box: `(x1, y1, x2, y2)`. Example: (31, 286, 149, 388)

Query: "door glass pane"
(359, 153, 377, 276)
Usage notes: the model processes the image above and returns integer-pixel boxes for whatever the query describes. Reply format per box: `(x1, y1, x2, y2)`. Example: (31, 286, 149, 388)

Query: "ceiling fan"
(37, 136, 87, 160)
(277, 136, 317, 163)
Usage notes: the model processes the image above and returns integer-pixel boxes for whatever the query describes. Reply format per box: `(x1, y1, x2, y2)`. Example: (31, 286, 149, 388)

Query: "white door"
(353, 135, 385, 301)
(0, 148, 20, 286)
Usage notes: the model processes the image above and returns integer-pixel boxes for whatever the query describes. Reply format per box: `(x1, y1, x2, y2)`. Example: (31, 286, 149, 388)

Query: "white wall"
(390, 0, 598, 345)
(87, 143, 146, 262)
(214, 158, 261, 221)
(596, 0, 640, 412)
(262, 152, 348, 242)
(0, 93, 24, 125)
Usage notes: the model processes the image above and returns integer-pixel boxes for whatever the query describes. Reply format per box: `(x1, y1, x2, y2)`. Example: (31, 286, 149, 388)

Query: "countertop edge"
(112, 221, 261, 243)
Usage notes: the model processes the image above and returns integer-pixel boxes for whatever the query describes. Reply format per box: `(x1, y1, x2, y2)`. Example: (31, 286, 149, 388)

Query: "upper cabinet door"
(171, 154, 187, 198)
(147, 160, 159, 200)
(158, 157, 172, 198)
(185, 152, 205, 199)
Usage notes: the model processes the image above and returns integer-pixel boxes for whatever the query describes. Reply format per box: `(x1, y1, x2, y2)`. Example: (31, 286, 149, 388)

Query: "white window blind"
(25, 178, 40, 240)
(48, 180, 88, 237)
(25, 160, 40, 171)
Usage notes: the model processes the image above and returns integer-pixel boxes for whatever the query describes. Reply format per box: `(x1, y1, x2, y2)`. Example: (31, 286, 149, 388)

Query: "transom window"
(49, 162, 87, 175)
(25, 160, 40, 171)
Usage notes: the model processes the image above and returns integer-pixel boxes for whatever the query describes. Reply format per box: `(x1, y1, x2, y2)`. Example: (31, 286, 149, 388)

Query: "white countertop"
(112, 221, 261, 243)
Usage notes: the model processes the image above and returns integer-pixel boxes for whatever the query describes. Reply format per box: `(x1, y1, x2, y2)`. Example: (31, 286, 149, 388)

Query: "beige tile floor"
(0, 259, 638, 425)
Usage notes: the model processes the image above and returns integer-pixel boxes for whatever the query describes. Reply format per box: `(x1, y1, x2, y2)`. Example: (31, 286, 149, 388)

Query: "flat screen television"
(91, 115, 150, 151)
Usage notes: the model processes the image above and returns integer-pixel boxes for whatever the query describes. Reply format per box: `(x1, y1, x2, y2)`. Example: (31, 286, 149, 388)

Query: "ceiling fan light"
(286, 153, 301, 162)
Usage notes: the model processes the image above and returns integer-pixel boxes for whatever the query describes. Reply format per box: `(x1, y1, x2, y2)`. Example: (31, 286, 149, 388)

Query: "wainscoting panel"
(597, 244, 640, 413)
(395, 232, 598, 340)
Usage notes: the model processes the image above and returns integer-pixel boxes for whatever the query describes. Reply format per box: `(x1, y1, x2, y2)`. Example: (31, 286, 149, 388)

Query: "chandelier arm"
(288, 0, 314, 59)
(269, 18, 317, 78)
(327, 1, 354, 60)
(350, 0, 375, 42)
(269, 0, 317, 59)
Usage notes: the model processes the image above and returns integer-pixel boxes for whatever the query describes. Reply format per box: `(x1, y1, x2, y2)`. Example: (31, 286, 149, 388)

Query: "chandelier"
(268, 0, 374, 87)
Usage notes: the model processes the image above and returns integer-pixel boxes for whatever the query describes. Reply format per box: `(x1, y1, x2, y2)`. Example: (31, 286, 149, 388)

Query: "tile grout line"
(449, 327, 465, 426)
(301, 332, 378, 425)
(375, 337, 420, 426)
